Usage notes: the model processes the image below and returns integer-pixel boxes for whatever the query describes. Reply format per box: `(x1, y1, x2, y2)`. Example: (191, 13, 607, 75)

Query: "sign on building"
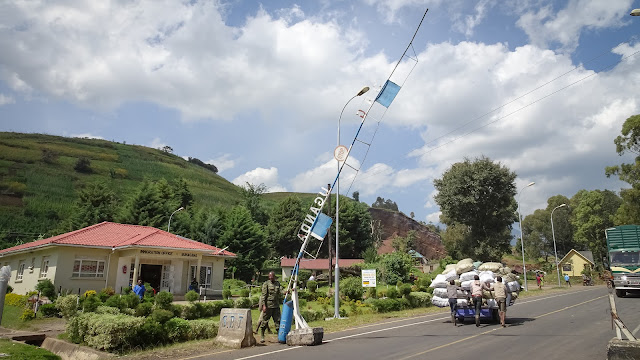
(361, 269, 376, 287)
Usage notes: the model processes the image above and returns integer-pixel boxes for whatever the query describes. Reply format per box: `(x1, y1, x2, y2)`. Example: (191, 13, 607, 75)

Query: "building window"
(39, 257, 50, 278)
(17, 261, 25, 281)
(190, 265, 212, 288)
(562, 264, 571, 272)
(72, 259, 105, 278)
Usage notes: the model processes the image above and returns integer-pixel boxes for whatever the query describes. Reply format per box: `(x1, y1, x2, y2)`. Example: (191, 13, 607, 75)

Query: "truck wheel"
(491, 309, 499, 323)
(616, 289, 626, 298)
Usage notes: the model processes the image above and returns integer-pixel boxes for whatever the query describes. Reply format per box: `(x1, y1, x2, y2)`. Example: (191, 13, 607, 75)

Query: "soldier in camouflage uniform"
(259, 271, 282, 343)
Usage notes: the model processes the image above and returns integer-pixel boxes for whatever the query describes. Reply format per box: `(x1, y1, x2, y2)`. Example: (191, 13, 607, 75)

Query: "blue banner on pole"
(375, 80, 401, 108)
(310, 213, 333, 240)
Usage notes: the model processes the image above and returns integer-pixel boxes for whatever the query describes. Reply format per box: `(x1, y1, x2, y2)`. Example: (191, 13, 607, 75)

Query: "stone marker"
(215, 308, 256, 348)
(286, 327, 323, 346)
(607, 338, 640, 360)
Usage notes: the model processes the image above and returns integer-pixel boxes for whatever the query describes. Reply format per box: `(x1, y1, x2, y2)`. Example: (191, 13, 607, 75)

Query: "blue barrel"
(278, 301, 294, 343)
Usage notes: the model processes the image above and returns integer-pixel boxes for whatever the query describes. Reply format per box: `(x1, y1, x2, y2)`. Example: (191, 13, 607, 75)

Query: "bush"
(234, 297, 252, 309)
(371, 298, 403, 313)
(165, 318, 190, 343)
(407, 292, 432, 308)
(188, 319, 218, 340)
(380, 252, 413, 285)
(340, 277, 364, 301)
(20, 308, 36, 321)
(35, 279, 56, 300)
(121, 293, 140, 309)
(366, 287, 377, 299)
(83, 313, 145, 351)
(386, 287, 399, 299)
(171, 304, 184, 318)
(139, 318, 165, 348)
(74, 157, 92, 173)
(121, 308, 135, 316)
(185, 290, 199, 303)
(182, 304, 203, 320)
(122, 286, 132, 295)
(83, 290, 97, 298)
(5, 293, 27, 307)
(307, 280, 317, 292)
(399, 284, 412, 297)
(151, 309, 174, 324)
(223, 279, 247, 290)
(56, 295, 78, 318)
(135, 302, 153, 317)
(155, 291, 173, 310)
(38, 303, 59, 318)
(6, 285, 12, 293)
(83, 295, 102, 313)
(222, 289, 231, 300)
(96, 306, 120, 315)
(104, 295, 123, 310)
(239, 288, 250, 297)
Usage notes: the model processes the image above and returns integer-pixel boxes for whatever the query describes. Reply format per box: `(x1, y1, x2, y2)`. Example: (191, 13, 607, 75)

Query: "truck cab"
(606, 225, 640, 297)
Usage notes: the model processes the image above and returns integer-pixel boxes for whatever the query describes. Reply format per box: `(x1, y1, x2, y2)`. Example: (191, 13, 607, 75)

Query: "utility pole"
(327, 184, 332, 288)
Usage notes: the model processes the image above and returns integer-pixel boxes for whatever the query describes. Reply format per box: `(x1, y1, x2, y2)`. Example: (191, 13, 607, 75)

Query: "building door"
(141, 264, 163, 292)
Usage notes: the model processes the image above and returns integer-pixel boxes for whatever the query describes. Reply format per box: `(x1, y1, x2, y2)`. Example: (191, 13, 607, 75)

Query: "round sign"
(334, 145, 348, 161)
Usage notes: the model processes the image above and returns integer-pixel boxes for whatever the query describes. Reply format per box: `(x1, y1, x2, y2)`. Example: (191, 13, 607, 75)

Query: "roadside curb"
(607, 338, 640, 360)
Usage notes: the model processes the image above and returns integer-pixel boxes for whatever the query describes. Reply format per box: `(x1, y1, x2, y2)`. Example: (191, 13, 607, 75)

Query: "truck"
(606, 225, 640, 297)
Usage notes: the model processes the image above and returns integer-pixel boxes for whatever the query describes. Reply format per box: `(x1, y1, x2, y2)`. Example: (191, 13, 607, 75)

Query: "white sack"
(460, 271, 478, 282)
(443, 270, 458, 281)
(507, 281, 521, 292)
(456, 298, 469, 307)
(456, 262, 475, 275)
(431, 296, 449, 308)
(478, 262, 502, 272)
(433, 288, 447, 298)
(479, 271, 496, 284)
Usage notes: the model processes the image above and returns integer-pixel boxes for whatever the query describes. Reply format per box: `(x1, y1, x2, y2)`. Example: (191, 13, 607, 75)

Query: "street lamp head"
(356, 87, 370, 96)
(177, 207, 184, 211)
(527, 182, 535, 187)
(631, 8, 640, 16)
(559, 203, 567, 208)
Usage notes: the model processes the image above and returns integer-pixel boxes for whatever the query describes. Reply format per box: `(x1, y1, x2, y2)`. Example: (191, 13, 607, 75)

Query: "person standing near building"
(564, 274, 571, 287)
(259, 271, 282, 343)
(133, 279, 145, 301)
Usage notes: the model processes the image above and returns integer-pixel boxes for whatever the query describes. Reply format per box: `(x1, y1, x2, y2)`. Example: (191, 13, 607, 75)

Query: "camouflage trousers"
(260, 307, 281, 332)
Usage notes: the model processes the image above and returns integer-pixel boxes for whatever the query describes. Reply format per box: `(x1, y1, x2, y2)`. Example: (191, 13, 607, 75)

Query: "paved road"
(182, 286, 639, 360)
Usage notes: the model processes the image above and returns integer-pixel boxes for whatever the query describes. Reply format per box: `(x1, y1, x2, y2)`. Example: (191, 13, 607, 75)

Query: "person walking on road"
(564, 274, 571, 287)
(470, 275, 488, 327)
(536, 273, 542, 289)
(489, 276, 510, 327)
(259, 271, 282, 343)
(447, 280, 463, 326)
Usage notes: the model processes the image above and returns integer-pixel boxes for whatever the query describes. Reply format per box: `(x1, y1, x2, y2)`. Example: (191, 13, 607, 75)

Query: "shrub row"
(67, 312, 218, 352)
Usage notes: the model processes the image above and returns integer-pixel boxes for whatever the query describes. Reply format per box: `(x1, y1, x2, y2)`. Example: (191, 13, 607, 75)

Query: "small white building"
(0, 222, 235, 297)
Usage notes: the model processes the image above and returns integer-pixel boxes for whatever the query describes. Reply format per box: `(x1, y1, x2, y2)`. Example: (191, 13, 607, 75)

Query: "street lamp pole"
(335, 86, 369, 318)
(551, 203, 567, 287)
(168, 207, 184, 233)
(517, 182, 535, 291)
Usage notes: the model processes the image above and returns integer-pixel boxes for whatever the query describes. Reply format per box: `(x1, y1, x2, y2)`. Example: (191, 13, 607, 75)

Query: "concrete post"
(0, 266, 12, 325)
(132, 255, 140, 285)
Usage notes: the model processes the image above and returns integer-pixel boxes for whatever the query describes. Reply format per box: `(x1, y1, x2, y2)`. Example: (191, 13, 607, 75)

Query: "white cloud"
(426, 211, 441, 224)
(0, 94, 14, 106)
(207, 154, 235, 173)
(515, 0, 632, 53)
(71, 133, 104, 139)
(149, 137, 166, 150)
(232, 167, 287, 193)
(452, 0, 494, 37)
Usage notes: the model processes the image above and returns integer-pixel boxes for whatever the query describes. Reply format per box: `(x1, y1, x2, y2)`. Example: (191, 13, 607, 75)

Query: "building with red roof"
(0, 222, 235, 297)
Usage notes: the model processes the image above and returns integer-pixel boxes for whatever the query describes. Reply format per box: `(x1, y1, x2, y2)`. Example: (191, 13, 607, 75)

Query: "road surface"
(181, 286, 638, 360)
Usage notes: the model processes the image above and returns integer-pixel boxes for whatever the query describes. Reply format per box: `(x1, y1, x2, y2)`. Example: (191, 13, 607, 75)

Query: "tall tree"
(119, 180, 167, 228)
(239, 183, 269, 226)
(434, 156, 517, 261)
(70, 182, 119, 230)
(217, 206, 268, 281)
(266, 195, 306, 258)
(606, 113, 640, 224)
(336, 196, 373, 258)
(571, 189, 622, 269)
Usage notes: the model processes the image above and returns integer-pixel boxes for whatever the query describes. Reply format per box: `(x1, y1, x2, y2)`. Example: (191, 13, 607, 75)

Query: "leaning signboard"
(362, 269, 376, 287)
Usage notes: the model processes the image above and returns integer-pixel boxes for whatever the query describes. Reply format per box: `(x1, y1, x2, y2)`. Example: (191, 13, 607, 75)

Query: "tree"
(571, 189, 621, 269)
(266, 195, 306, 257)
(352, 191, 360, 202)
(391, 230, 417, 253)
(239, 183, 269, 226)
(335, 196, 373, 258)
(119, 180, 167, 228)
(74, 157, 92, 173)
(70, 183, 119, 230)
(191, 208, 226, 246)
(606, 114, 640, 224)
(371, 197, 399, 211)
(434, 156, 517, 261)
(161, 145, 173, 153)
(217, 206, 268, 282)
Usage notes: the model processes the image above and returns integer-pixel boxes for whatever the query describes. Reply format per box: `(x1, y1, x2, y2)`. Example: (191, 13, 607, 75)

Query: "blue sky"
(1, 0, 639, 227)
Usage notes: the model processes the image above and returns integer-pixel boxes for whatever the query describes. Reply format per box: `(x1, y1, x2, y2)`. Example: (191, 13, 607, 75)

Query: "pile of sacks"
(430, 259, 521, 309)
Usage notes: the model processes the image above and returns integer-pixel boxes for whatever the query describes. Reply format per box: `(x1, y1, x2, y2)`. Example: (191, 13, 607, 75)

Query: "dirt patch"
(0, 194, 23, 207)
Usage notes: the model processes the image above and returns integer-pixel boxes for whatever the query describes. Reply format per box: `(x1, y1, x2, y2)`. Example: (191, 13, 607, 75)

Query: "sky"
(1, 0, 639, 229)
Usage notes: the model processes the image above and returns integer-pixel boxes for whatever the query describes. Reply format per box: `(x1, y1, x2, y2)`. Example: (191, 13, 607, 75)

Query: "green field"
(0, 132, 246, 243)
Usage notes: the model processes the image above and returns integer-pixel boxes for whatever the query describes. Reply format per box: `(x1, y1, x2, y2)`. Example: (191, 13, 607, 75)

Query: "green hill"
(0, 132, 245, 241)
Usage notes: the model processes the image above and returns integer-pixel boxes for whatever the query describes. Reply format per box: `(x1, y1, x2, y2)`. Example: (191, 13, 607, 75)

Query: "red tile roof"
(0, 222, 236, 257)
(280, 258, 363, 269)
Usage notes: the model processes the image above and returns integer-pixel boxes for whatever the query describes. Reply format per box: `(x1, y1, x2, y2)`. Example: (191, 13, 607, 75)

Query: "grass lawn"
(1, 305, 65, 332)
(0, 339, 60, 360)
